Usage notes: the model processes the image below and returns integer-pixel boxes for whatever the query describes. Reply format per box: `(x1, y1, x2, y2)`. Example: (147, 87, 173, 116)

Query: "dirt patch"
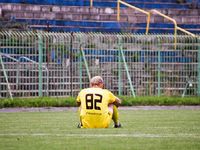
(0, 106, 200, 113)
(0, 107, 77, 113)
(120, 106, 200, 110)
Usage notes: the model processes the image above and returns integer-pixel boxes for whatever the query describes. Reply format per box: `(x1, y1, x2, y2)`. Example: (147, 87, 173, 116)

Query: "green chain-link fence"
(0, 31, 199, 98)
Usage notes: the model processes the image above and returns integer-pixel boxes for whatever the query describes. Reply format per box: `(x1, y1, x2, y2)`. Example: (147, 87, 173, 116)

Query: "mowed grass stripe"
(0, 133, 200, 138)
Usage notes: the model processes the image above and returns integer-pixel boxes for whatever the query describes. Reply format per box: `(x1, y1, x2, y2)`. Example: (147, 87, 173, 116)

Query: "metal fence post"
(80, 45, 91, 80)
(157, 37, 161, 96)
(198, 38, 200, 96)
(118, 37, 136, 97)
(118, 37, 122, 95)
(79, 44, 83, 90)
(0, 54, 13, 99)
(38, 33, 43, 97)
(70, 33, 73, 96)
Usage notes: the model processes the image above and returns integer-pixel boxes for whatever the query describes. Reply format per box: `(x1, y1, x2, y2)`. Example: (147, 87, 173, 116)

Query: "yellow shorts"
(81, 112, 112, 128)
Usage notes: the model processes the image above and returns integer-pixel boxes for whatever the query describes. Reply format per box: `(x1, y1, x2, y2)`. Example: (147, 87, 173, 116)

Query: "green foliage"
(0, 96, 200, 108)
(119, 96, 200, 106)
(0, 97, 76, 108)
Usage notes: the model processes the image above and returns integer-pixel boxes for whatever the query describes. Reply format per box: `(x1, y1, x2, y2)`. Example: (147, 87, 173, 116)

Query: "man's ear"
(100, 83, 104, 88)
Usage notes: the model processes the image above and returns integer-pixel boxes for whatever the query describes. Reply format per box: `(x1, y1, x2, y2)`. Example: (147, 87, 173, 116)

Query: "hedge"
(0, 96, 200, 108)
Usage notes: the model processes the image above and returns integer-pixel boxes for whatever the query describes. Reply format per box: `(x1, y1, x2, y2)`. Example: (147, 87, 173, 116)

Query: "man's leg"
(108, 104, 121, 128)
(77, 107, 83, 128)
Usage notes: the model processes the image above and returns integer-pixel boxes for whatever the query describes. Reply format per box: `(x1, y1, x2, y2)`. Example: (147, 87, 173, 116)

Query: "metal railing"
(117, 1, 197, 49)
(150, 9, 178, 49)
(117, 0, 150, 35)
(90, 0, 93, 8)
(0, 31, 199, 98)
(150, 9, 196, 49)
(84, 0, 197, 40)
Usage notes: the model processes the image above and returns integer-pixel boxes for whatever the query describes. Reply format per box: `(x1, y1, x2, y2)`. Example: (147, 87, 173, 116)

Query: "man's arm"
(76, 91, 81, 107)
(77, 101, 81, 107)
(113, 97, 121, 107)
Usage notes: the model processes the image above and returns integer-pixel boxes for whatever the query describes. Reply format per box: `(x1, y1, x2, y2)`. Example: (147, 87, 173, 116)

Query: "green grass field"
(0, 108, 200, 150)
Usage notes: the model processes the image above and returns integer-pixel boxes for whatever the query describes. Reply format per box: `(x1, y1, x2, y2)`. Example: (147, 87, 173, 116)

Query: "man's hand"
(113, 97, 121, 107)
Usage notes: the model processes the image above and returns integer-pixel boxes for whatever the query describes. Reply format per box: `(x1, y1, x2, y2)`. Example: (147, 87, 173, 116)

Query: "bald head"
(90, 76, 104, 88)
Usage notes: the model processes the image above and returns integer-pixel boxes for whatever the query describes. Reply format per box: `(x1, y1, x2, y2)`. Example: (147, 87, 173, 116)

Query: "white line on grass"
(0, 133, 199, 138)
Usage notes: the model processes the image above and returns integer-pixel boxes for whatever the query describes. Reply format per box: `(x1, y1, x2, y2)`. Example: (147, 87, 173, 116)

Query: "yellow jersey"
(76, 87, 116, 128)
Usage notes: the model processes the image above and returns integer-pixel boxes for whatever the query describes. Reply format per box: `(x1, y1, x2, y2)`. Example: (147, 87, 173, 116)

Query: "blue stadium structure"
(0, 0, 200, 34)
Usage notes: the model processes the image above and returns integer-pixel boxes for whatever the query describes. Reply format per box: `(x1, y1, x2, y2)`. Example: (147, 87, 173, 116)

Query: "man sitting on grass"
(76, 76, 122, 128)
